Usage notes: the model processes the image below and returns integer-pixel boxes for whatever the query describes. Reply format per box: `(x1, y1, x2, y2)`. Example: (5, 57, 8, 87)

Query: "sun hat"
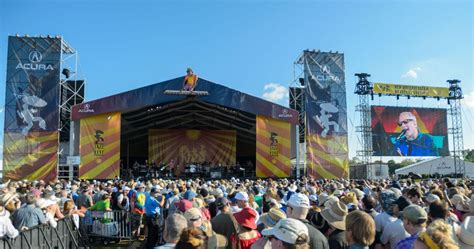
(184, 208, 202, 222)
(459, 216, 474, 246)
(262, 218, 308, 244)
(0, 192, 18, 206)
(260, 208, 286, 228)
(351, 189, 365, 200)
(36, 199, 55, 209)
(423, 193, 440, 204)
(341, 192, 358, 206)
(234, 207, 257, 230)
(235, 192, 249, 202)
(287, 193, 310, 209)
(320, 200, 348, 231)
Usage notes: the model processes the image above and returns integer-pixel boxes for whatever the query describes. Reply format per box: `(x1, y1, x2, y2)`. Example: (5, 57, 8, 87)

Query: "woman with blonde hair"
(414, 219, 459, 249)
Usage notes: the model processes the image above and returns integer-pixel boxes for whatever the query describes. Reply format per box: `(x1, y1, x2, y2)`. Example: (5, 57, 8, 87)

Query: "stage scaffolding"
(58, 37, 85, 179)
(354, 74, 465, 178)
(354, 73, 374, 178)
(289, 53, 306, 177)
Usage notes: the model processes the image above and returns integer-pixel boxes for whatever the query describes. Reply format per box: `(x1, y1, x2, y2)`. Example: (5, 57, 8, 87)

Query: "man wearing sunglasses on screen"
(394, 112, 438, 157)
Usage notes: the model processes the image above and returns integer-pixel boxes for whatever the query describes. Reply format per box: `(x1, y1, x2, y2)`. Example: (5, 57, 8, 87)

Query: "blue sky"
(0, 0, 473, 160)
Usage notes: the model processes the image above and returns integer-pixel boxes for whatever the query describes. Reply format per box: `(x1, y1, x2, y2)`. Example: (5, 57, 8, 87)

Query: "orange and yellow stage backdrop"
(149, 130, 236, 174)
(3, 131, 58, 182)
(79, 112, 121, 179)
(256, 115, 291, 177)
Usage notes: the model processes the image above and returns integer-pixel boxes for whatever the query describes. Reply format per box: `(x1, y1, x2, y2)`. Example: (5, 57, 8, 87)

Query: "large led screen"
(371, 106, 448, 157)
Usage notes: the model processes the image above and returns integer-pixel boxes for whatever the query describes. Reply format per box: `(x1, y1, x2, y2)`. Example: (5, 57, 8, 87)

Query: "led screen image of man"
(394, 112, 439, 156)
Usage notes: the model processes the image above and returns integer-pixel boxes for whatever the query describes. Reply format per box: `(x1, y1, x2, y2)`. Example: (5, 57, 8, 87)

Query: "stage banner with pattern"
(79, 112, 121, 179)
(256, 115, 291, 178)
(149, 130, 236, 173)
(3, 37, 62, 182)
(302, 51, 349, 179)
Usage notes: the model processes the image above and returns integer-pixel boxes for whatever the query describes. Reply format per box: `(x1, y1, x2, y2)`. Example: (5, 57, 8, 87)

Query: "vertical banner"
(256, 115, 291, 178)
(3, 37, 61, 182)
(304, 51, 349, 179)
(79, 112, 121, 179)
(149, 130, 236, 174)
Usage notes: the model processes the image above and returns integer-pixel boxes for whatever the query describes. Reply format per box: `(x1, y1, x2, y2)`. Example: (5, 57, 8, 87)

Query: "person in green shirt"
(89, 193, 112, 211)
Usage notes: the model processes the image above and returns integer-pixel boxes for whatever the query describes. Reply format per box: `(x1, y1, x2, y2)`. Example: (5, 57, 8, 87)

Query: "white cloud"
(462, 91, 474, 108)
(402, 67, 422, 79)
(262, 83, 287, 102)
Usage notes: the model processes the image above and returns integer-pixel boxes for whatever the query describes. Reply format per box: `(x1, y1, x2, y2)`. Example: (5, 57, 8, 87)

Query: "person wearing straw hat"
(0, 196, 19, 238)
(287, 193, 329, 249)
(320, 200, 349, 249)
(257, 207, 286, 232)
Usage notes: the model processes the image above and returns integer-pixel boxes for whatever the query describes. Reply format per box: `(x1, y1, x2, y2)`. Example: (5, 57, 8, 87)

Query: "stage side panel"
(303, 51, 349, 179)
(256, 115, 291, 178)
(3, 37, 61, 182)
(79, 112, 121, 179)
(148, 130, 236, 174)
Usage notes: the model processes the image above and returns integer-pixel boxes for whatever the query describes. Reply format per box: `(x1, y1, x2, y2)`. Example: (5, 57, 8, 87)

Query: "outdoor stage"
(70, 76, 298, 180)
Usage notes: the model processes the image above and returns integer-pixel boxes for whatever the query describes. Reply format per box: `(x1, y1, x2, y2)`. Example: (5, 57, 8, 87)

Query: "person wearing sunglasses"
(394, 112, 438, 157)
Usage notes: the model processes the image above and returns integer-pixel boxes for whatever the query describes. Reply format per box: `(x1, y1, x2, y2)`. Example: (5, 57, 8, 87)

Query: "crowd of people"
(0, 176, 472, 249)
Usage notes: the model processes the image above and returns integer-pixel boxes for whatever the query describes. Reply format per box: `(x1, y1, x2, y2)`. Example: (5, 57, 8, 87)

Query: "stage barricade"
(81, 210, 132, 244)
(0, 216, 80, 249)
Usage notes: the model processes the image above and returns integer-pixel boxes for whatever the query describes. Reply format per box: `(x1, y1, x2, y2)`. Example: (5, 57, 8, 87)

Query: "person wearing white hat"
(286, 193, 329, 249)
(260, 218, 310, 249)
(458, 216, 474, 248)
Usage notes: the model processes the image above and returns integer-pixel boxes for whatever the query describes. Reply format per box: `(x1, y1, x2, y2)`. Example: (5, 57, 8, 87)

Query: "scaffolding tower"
(354, 73, 374, 178)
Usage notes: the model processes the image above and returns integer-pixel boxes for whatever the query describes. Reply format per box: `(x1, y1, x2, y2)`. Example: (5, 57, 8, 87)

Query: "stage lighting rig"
(447, 79, 463, 99)
(354, 73, 372, 95)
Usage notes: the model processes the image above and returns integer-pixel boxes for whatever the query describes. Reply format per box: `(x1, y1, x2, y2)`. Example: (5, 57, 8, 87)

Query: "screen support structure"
(354, 73, 374, 178)
(447, 80, 465, 177)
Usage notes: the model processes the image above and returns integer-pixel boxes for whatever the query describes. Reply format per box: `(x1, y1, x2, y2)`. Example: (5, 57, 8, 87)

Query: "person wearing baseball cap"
(381, 196, 411, 249)
(211, 197, 238, 249)
(260, 218, 309, 249)
(286, 193, 329, 249)
(395, 205, 428, 249)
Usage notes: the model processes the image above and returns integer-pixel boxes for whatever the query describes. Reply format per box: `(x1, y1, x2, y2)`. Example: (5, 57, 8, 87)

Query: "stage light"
(299, 78, 305, 85)
(62, 68, 71, 78)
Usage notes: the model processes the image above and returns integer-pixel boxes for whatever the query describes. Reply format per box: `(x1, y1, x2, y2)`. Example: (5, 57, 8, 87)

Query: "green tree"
(465, 149, 474, 163)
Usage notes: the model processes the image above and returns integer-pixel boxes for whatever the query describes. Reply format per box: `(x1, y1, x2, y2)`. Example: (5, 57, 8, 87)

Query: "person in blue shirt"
(144, 187, 165, 249)
(394, 112, 439, 156)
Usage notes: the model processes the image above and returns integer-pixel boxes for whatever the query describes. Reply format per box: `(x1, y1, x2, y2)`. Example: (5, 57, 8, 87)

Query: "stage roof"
(71, 76, 298, 124)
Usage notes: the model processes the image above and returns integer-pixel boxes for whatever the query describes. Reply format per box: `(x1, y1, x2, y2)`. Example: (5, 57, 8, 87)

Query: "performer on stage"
(183, 68, 198, 91)
(394, 111, 438, 156)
